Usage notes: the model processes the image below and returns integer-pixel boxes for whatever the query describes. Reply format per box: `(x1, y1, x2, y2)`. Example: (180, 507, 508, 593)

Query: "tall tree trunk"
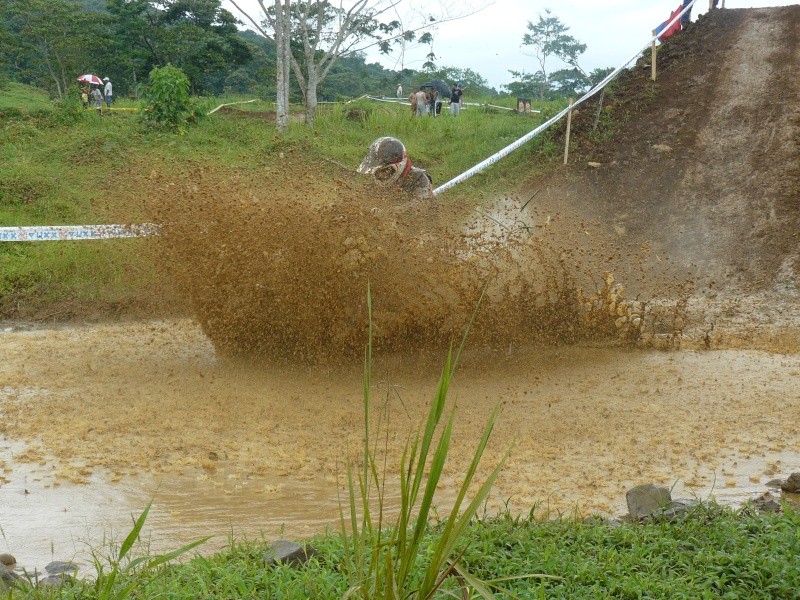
(274, 0, 291, 132)
(42, 43, 63, 100)
(304, 67, 317, 128)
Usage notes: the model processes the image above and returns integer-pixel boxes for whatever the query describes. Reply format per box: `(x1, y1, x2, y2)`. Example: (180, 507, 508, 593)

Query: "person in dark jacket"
(450, 84, 463, 116)
(681, 0, 693, 27)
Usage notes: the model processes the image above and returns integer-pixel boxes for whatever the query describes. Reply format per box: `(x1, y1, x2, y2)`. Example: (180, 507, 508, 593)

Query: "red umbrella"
(77, 74, 103, 86)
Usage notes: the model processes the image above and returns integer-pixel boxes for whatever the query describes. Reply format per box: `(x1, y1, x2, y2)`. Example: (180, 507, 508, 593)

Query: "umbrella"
(77, 74, 103, 86)
(419, 79, 451, 99)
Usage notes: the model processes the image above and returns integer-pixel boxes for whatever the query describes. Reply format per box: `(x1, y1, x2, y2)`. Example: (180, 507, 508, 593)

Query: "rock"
(626, 484, 672, 519)
(780, 472, 800, 493)
(45, 561, 78, 575)
(752, 491, 782, 513)
(263, 540, 318, 568)
(0, 555, 15, 570)
(765, 478, 784, 489)
(38, 574, 75, 588)
(587, 162, 602, 168)
(652, 144, 673, 153)
(649, 499, 700, 522)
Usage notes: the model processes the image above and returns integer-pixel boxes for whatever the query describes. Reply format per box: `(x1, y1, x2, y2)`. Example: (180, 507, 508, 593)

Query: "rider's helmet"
(357, 137, 409, 183)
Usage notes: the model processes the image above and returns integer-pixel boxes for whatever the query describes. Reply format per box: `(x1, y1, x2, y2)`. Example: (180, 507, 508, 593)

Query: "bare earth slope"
(533, 7, 799, 294)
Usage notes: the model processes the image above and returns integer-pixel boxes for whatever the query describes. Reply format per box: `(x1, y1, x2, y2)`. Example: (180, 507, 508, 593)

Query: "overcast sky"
(224, 0, 798, 90)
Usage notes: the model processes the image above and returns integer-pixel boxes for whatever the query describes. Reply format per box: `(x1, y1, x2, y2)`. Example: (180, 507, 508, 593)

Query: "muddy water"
(2, 320, 800, 572)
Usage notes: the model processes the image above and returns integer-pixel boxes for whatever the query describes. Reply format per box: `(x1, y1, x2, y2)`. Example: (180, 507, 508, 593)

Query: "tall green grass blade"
(452, 563, 498, 600)
(119, 501, 151, 562)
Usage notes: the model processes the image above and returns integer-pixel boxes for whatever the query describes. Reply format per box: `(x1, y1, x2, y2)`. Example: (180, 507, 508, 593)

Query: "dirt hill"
(529, 6, 799, 295)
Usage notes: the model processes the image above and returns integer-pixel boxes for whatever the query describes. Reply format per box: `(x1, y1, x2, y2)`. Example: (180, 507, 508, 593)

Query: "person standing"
(103, 77, 113, 108)
(415, 89, 427, 116)
(396, 83, 403, 99)
(680, 0, 693, 27)
(80, 86, 89, 109)
(91, 85, 103, 114)
(428, 90, 439, 116)
(450, 84, 463, 116)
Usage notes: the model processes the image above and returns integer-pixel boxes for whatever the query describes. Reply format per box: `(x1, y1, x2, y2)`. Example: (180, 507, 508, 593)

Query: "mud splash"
(153, 164, 687, 362)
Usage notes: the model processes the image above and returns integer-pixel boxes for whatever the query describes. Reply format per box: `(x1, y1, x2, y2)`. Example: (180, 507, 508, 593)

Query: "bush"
(140, 65, 203, 132)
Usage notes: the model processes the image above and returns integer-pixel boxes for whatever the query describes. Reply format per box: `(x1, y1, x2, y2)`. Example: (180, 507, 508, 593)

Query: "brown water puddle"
(2, 319, 800, 573)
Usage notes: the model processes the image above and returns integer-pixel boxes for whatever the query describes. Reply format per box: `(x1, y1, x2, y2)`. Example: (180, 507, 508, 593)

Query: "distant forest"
(0, 0, 608, 101)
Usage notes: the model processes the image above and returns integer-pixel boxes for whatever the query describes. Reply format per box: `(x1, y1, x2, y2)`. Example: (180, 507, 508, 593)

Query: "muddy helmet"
(358, 137, 409, 183)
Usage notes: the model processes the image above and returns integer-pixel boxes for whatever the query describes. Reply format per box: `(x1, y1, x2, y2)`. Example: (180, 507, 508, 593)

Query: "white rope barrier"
(0, 224, 160, 242)
(206, 98, 258, 115)
(431, 0, 699, 196)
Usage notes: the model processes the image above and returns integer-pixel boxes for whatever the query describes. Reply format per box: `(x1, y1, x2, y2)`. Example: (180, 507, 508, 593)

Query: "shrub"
(140, 65, 203, 132)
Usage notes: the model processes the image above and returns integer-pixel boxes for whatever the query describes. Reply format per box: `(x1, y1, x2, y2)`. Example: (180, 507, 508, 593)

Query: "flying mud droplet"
(154, 163, 686, 363)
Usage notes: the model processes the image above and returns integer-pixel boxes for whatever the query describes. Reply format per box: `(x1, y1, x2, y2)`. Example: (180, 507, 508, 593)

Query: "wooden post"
(563, 98, 574, 165)
(651, 30, 658, 81)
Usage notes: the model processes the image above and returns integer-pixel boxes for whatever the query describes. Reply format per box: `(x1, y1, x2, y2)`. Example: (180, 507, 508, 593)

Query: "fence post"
(563, 98, 574, 165)
(651, 30, 658, 81)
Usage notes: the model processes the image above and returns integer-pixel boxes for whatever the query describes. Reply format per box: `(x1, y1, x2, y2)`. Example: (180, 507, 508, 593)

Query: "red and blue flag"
(655, 5, 683, 40)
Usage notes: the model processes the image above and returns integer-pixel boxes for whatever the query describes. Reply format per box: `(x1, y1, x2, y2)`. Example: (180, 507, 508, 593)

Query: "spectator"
(681, 0, 693, 27)
(91, 86, 103, 114)
(450, 84, 463, 116)
(80, 86, 89, 109)
(103, 77, 113, 108)
(428, 90, 439, 117)
(415, 89, 428, 116)
(408, 90, 418, 115)
(396, 83, 403, 98)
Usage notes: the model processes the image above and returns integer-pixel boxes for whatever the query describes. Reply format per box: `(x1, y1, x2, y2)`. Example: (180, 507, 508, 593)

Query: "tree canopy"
(0, 0, 608, 105)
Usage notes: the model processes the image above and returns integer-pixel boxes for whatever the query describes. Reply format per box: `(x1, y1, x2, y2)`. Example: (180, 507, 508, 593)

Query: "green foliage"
(91, 501, 209, 600)
(339, 288, 513, 599)
(1, 0, 109, 99)
(519, 9, 588, 100)
(105, 0, 252, 95)
(140, 65, 202, 132)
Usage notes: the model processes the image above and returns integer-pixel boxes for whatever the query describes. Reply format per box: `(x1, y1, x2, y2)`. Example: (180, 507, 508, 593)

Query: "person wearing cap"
(450, 84, 463, 116)
(103, 77, 113, 108)
(357, 137, 433, 198)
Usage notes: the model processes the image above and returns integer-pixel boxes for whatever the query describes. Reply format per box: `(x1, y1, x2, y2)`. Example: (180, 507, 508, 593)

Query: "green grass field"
(0, 83, 566, 318)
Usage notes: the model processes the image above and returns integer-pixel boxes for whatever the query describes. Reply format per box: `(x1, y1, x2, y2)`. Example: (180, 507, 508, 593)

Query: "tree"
(548, 67, 588, 97)
(1, 0, 106, 99)
(503, 70, 546, 99)
(229, 0, 473, 128)
(272, 0, 291, 131)
(105, 0, 252, 94)
(424, 66, 495, 97)
(521, 9, 586, 100)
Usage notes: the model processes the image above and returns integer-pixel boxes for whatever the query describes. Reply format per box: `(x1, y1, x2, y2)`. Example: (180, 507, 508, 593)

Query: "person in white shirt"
(103, 77, 113, 108)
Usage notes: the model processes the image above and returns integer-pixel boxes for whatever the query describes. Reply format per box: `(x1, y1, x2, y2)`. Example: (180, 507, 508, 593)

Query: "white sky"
(224, 0, 798, 90)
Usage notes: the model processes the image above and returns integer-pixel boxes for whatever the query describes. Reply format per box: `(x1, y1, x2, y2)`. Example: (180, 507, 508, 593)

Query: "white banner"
(0, 224, 160, 242)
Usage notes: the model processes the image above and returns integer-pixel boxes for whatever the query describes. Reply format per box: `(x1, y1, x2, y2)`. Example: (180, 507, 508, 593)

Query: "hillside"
(530, 6, 799, 296)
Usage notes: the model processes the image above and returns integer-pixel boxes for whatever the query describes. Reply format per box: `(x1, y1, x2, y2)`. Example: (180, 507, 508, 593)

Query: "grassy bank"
(0, 83, 565, 318)
(7, 503, 799, 598)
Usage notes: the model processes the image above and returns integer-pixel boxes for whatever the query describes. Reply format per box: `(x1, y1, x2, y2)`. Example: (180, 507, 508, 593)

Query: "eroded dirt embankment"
(534, 7, 800, 296)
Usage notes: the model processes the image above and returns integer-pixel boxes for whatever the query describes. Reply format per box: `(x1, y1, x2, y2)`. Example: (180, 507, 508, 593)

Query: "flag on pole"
(655, 5, 683, 41)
